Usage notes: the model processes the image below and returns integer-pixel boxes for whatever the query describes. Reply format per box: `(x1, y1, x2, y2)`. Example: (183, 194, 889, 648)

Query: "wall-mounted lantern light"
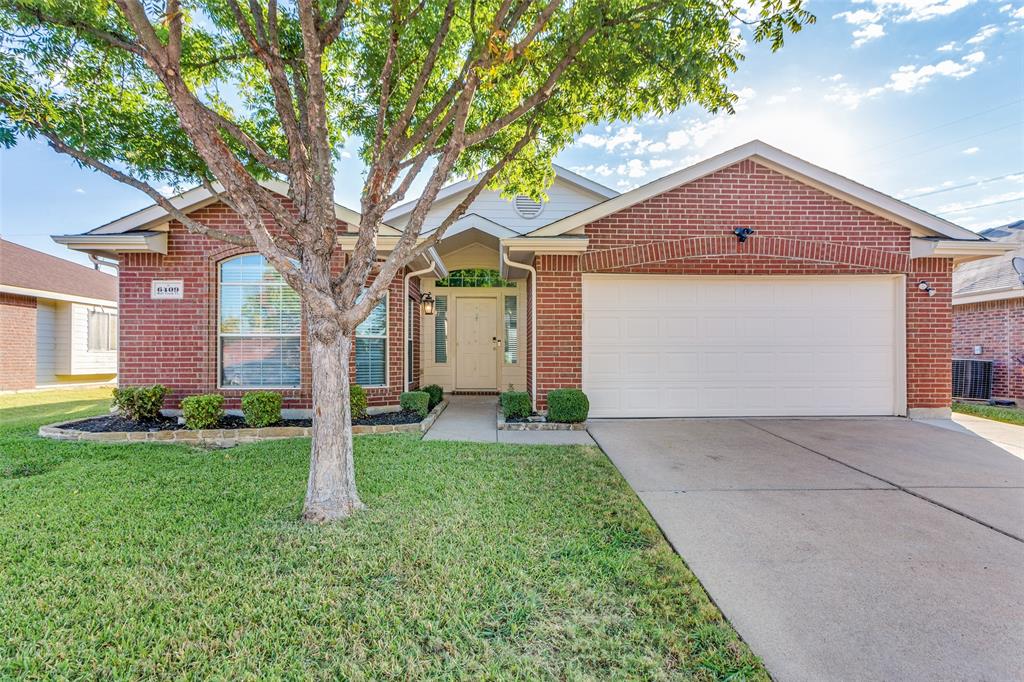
(734, 227, 755, 243)
(420, 292, 436, 315)
(917, 280, 937, 297)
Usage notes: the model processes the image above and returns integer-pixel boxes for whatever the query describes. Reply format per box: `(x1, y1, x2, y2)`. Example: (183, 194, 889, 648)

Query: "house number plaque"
(151, 280, 184, 300)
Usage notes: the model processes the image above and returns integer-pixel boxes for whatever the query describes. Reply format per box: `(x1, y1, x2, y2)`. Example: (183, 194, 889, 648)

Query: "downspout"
(503, 248, 537, 410)
(404, 259, 436, 393)
(89, 254, 119, 272)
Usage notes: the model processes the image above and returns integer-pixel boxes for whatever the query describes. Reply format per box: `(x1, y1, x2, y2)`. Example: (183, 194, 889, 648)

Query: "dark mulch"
(64, 410, 422, 433)
(504, 413, 545, 424)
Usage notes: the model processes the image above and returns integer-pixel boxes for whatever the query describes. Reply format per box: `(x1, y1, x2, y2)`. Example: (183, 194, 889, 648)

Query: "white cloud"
(74, 188, 85, 194)
(834, 9, 882, 24)
(938, 190, 1024, 214)
(1014, 6, 1024, 19)
(853, 23, 887, 46)
(965, 24, 998, 44)
(789, 86, 803, 93)
(998, 3, 1013, 11)
(828, 50, 985, 107)
(576, 126, 644, 152)
(767, 95, 788, 105)
(962, 146, 980, 154)
(733, 87, 757, 111)
(826, 73, 844, 82)
(649, 159, 676, 170)
(936, 40, 957, 51)
(617, 159, 647, 178)
(645, 142, 666, 154)
(879, 0, 978, 22)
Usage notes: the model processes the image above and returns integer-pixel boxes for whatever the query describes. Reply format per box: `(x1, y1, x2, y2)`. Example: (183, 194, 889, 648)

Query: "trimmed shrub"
(180, 394, 225, 430)
(423, 384, 443, 409)
(400, 391, 430, 419)
(500, 391, 532, 420)
(111, 385, 168, 421)
(241, 391, 282, 428)
(350, 384, 368, 420)
(546, 388, 589, 423)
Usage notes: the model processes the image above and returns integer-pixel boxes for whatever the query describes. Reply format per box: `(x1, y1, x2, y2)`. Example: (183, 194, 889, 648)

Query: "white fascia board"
(0, 284, 116, 307)
(383, 165, 617, 223)
(912, 238, 1017, 263)
(85, 178, 397, 236)
(52, 231, 168, 255)
(953, 287, 1024, 305)
(335, 235, 446, 274)
(423, 214, 520, 240)
(526, 140, 983, 241)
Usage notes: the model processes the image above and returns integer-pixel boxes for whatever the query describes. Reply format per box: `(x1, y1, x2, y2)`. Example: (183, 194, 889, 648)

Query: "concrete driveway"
(589, 417, 1024, 682)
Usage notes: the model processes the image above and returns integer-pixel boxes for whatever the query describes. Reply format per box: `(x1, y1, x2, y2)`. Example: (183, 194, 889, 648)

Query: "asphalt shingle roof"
(952, 220, 1024, 297)
(0, 239, 117, 302)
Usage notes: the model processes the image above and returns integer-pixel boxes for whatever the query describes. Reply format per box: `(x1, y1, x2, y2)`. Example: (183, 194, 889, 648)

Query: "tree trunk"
(302, 325, 363, 522)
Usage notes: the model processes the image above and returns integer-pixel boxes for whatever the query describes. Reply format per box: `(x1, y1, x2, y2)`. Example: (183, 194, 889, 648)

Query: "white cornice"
(953, 287, 1023, 305)
(501, 236, 589, 253)
(912, 238, 1017, 264)
(53, 231, 168, 255)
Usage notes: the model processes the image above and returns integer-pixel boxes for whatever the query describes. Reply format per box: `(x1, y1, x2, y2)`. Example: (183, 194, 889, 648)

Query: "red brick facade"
(0, 293, 37, 391)
(118, 202, 419, 410)
(954, 297, 1024, 402)
(531, 159, 953, 412)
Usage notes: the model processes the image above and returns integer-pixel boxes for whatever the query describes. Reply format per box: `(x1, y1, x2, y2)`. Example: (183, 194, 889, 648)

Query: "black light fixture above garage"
(734, 227, 755, 243)
(420, 292, 436, 315)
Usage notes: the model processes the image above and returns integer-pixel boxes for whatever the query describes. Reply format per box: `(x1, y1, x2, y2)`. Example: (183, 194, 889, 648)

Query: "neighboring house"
(54, 140, 1013, 418)
(0, 239, 118, 391)
(952, 220, 1023, 404)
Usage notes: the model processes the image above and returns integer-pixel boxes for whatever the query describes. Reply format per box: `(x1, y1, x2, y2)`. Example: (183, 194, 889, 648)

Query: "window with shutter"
(434, 296, 448, 363)
(504, 296, 518, 364)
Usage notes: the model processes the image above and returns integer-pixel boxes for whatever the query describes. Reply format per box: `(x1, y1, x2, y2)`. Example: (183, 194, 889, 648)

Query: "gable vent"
(513, 195, 544, 219)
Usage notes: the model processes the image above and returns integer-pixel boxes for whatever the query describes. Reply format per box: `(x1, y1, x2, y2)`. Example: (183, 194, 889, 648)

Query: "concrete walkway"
(424, 395, 595, 445)
(919, 412, 1024, 457)
(590, 416, 1024, 682)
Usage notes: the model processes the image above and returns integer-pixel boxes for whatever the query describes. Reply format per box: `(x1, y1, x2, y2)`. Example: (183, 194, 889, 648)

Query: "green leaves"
(0, 0, 812, 202)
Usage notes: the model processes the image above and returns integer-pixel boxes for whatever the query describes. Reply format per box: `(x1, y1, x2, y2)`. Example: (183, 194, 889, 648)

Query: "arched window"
(218, 254, 301, 388)
(435, 268, 516, 288)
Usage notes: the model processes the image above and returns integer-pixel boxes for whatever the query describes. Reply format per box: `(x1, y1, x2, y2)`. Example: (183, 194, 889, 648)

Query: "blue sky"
(1, 0, 1022, 268)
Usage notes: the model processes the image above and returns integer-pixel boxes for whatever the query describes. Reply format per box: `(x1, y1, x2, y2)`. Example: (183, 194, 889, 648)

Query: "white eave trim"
(526, 140, 983, 242)
(53, 231, 168, 255)
(83, 178, 399, 237)
(501, 236, 589, 253)
(383, 163, 618, 222)
(0, 284, 116, 307)
(335, 235, 447, 277)
(911, 238, 1017, 263)
(953, 287, 1024, 305)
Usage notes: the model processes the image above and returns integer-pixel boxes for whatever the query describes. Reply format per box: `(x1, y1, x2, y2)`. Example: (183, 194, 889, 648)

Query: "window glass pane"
(434, 296, 447, 363)
(407, 299, 414, 383)
(435, 268, 516, 288)
(356, 338, 386, 386)
(220, 336, 301, 387)
(504, 296, 518, 364)
(356, 295, 387, 337)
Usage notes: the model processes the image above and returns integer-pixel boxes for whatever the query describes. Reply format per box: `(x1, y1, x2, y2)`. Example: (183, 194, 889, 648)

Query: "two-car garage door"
(582, 275, 905, 418)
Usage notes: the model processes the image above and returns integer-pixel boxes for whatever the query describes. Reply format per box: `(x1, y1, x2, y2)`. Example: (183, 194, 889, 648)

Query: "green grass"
(0, 389, 765, 680)
(953, 401, 1024, 426)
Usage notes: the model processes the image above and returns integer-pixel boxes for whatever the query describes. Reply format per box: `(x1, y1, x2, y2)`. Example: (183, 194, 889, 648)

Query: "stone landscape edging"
(39, 399, 448, 447)
(496, 407, 587, 431)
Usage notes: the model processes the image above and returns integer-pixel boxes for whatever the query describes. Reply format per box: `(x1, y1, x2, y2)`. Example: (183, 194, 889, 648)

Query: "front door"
(456, 297, 498, 390)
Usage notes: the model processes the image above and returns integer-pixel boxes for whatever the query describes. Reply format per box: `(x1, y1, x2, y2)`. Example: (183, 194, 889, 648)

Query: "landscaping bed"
(497, 407, 588, 431)
(953, 401, 1024, 426)
(39, 400, 448, 445)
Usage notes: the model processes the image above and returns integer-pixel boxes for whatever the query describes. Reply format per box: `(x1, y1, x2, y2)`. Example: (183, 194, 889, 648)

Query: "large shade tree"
(0, 0, 811, 520)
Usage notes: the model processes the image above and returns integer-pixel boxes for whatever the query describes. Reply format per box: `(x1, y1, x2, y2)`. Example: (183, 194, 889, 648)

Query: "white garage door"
(582, 275, 904, 418)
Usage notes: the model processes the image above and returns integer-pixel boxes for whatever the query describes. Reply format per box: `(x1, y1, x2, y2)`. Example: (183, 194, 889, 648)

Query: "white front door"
(582, 275, 904, 417)
(456, 297, 498, 390)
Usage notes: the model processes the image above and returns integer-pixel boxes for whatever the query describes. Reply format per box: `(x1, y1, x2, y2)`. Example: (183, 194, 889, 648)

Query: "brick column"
(906, 258, 953, 416)
(533, 254, 582, 409)
(0, 293, 37, 390)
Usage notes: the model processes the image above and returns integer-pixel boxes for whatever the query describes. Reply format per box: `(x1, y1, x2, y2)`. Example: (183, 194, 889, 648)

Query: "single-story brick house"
(54, 140, 1013, 418)
(952, 220, 1023, 404)
(0, 239, 118, 391)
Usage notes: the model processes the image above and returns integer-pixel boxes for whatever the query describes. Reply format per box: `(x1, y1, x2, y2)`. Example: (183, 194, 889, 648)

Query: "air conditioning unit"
(952, 359, 993, 400)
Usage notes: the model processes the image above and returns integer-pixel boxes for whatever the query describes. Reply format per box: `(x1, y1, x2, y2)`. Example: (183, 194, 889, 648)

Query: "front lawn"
(0, 389, 764, 680)
(953, 401, 1024, 426)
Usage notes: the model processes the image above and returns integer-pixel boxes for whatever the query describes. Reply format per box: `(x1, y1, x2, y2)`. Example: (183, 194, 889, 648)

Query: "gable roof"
(953, 220, 1024, 300)
(524, 140, 983, 241)
(80, 179, 400, 237)
(0, 239, 117, 303)
(382, 163, 618, 224)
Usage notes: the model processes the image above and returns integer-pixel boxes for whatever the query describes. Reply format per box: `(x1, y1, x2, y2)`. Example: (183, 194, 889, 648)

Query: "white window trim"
(217, 254, 302, 390)
(87, 308, 118, 353)
(355, 291, 389, 389)
(433, 294, 449, 365)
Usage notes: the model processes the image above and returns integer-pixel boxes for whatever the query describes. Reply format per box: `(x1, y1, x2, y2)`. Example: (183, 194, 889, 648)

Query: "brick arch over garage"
(579, 235, 912, 274)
